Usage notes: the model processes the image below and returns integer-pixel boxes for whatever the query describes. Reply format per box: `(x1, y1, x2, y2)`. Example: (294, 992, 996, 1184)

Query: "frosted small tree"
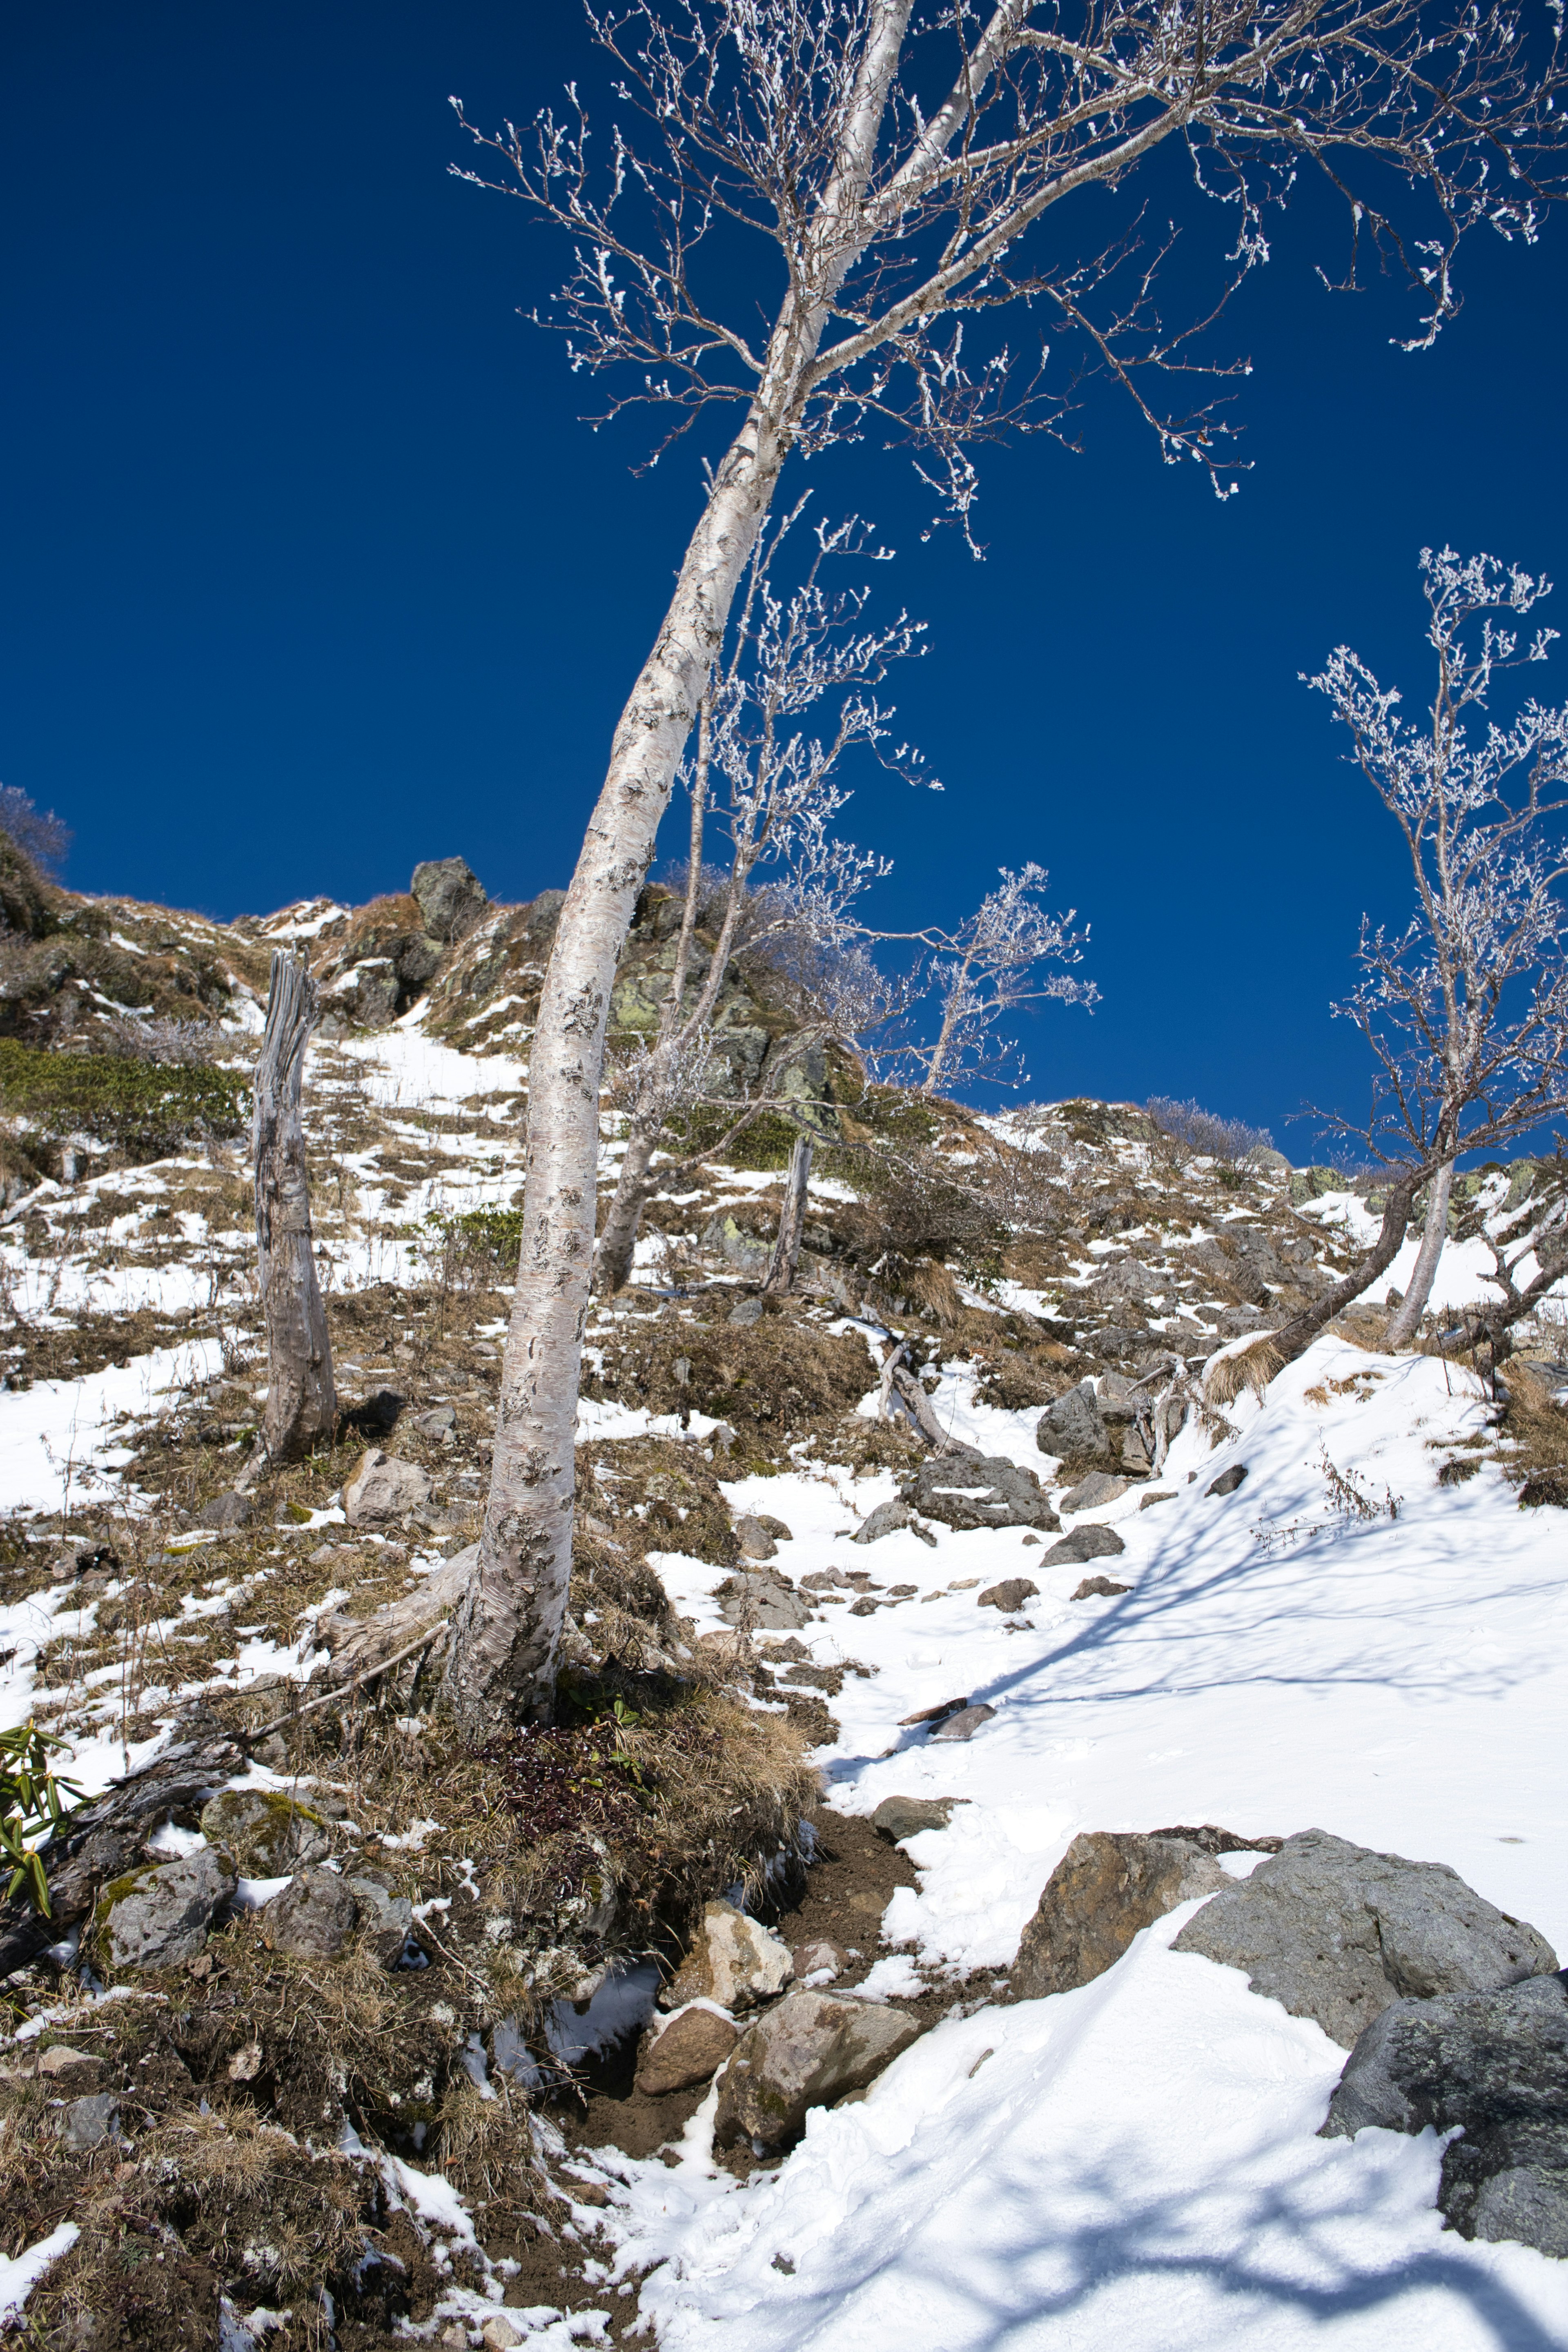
(892, 864, 1095, 1095)
(1292, 550, 1568, 1359)
(445, 0, 1568, 1731)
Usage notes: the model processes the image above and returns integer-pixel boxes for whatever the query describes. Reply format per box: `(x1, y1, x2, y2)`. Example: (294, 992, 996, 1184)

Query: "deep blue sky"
(3, 2, 1566, 1150)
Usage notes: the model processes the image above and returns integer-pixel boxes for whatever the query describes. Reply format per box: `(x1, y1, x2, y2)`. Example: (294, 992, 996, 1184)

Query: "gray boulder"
(1323, 1972, 1568, 2256)
(410, 856, 488, 942)
(1172, 1829, 1558, 2047)
(904, 1454, 1059, 1532)
(1094, 1257, 1160, 1302)
(1207, 1463, 1248, 1497)
(1071, 1574, 1131, 1600)
(260, 1866, 359, 1961)
(1012, 1831, 1227, 2001)
(734, 1514, 780, 1561)
(715, 1991, 922, 2147)
(100, 1849, 235, 1974)
(1059, 1472, 1129, 1515)
(929, 1702, 996, 1742)
(1037, 1383, 1115, 1466)
(871, 1795, 956, 1842)
(199, 1788, 329, 1877)
(61, 2092, 120, 2153)
(1042, 1523, 1126, 1568)
(344, 1449, 432, 1525)
(718, 1568, 810, 1632)
(853, 1497, 915, 1545)
(196, 1490, 252, 1531)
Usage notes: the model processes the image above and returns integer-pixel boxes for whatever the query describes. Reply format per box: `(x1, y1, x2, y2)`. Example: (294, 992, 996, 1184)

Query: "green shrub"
(0, 1037, 248, 1156)
(660, 1103, 804, 1170)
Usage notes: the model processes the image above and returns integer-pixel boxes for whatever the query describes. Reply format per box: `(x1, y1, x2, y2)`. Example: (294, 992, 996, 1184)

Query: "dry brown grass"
(1205, 1335, 1283, 1407)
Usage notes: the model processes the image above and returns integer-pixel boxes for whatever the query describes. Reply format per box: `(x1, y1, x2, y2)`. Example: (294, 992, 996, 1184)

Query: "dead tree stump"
(763, 1134, 813, 1295)
(253, 950, 335, 1461)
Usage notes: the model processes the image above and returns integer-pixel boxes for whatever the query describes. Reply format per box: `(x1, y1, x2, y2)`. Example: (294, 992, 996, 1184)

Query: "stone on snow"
(1172, 1828, 1557, 2047)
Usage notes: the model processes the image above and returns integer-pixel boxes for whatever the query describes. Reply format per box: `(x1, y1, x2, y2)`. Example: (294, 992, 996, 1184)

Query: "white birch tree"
(443, 0, 1568, 1732)
(1302, 550, 1568, 1354)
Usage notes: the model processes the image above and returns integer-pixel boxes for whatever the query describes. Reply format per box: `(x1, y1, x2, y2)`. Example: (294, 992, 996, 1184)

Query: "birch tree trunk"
(1384, 1159, 1455, 1348)
(444, 1, 919, 1732)
(763, 1136, 813, 1294)
(253, 951, 336, 1462)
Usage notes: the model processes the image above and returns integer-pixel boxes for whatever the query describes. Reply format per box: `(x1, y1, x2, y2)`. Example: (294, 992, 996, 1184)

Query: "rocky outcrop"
(902, 1454, 1059, 1532)
(410, 856, 488, 943)
(1036, 1383, 1117, 1467)
(1172, 1829, 1558, 2046)
(1323, 1972, 1568, 2255)
(714, 1991, 922, 2148)
(1011, 1831, 1227, 2000)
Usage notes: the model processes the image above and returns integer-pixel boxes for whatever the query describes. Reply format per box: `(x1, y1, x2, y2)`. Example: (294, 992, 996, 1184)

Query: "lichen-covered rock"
(199, 1788, 329, 1876)
(343, 1449, 432, 1525)
(635, 2002, 741, 2096)
(347, 1873, 415, 1965)
(662, 1900, 794, 2014)
(1011, 1831, 1227, 2000)
(1172, 1828, 1558, 2047)
(716, 1568, 810, 1632)
(1322, 1972, 1568, 2255)
(260, 1867, 359, 1961)
(714, 1992, 922, 2148)
(98, 1850, 235, 1974)
(410, 855, 488, 942)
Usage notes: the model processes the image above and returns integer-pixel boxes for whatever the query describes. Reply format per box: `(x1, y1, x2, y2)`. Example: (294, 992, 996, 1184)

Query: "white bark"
(1385, 1158, 1454, 1347)
(444, 7, 919, 1732)
(252, 951, 336, 1463)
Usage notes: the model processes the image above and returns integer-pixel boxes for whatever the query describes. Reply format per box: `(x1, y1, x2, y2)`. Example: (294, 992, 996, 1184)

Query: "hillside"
(0, 855, 1566, 2350)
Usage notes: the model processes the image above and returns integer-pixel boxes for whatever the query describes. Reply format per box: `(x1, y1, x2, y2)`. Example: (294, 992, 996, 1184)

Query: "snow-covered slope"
(596, 1336, 1568, 2349)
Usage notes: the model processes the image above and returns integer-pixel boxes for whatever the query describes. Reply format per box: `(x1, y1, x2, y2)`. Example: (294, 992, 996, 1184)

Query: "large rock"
(1041, 1523, 1125, 1568)
(1059, 1472, 1129, 1515)
(717, 1568, 810, 1633)
(343, 1450, 432, 1526)
(260, 1867, 359, 1961)
(977, 1577, 1039, 1612)
(410, 856, 488, 942)
(99, 1849, 235, 1974)
(1036, 1384, 1115, 1466)
(662, 1900, 794, 2013)
(1011, 1831, 1227, 2000)
(903, 1455, 1059, 1532)
(714, 1991, 922, 2148)
(199, 1789, 329, 1877)
(347, 1873, 415, 1967)
(1322, 1973, 1568, 2255)
(871, 1795, 956, 1842)
(1172, 1829, 1558, 2047)
(635, 2003, 740, 2096)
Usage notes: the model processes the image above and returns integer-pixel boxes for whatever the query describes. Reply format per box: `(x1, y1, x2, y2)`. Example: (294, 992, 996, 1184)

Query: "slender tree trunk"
(1267, 1172, 1423, 1372)
(596, 1116, 663, 1297)
(253, 951, 335, 1462)
(445, 9, 916, 1734)
(1385, 1159, 1455, 1348)
(442, 410, 794, 1732)
(763, 1136, 813, 1294)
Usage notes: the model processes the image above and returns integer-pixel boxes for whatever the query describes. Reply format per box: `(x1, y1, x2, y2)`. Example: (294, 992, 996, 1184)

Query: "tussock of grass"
(0, 1036, 247, 1157)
